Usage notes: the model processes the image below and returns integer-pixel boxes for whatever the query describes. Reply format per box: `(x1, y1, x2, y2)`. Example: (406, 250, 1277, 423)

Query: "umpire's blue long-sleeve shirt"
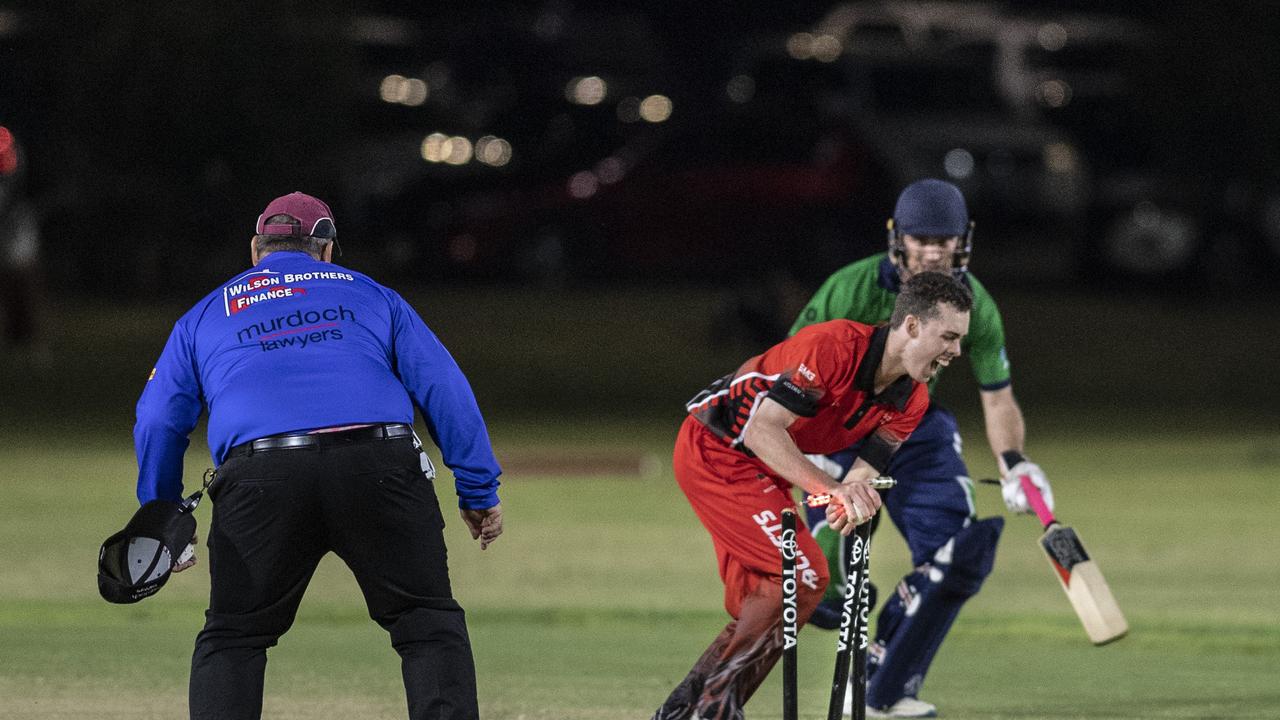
(134, 251, 501, 509)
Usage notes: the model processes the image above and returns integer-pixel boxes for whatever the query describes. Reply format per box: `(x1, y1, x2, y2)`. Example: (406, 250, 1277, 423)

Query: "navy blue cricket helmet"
(886, 178, 974, 277)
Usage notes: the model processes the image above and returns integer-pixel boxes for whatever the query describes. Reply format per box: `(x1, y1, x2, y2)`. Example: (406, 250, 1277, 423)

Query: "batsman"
(795, 179, 1055, 718)
(653, 272, 972, 720)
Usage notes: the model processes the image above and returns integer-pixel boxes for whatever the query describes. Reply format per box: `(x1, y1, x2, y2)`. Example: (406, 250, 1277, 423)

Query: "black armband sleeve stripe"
(857, 434, 897, 474)
(1000, 450, 1027, 468)
(765, 378, 820, 417)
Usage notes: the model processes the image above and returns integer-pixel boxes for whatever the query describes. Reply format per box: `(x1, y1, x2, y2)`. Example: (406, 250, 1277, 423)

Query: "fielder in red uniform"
(653, 272, 973, 720)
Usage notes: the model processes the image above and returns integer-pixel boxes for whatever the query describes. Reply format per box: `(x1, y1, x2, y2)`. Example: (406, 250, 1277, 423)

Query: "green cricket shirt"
(789, 253, 1011, 393)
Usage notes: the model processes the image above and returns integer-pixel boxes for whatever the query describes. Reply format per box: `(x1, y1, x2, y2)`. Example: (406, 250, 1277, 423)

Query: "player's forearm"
(134, 425, 191, 503)
(981, 386, 1026, 471)
(742, 422, 840, 496)
(842, 458, 884, 486)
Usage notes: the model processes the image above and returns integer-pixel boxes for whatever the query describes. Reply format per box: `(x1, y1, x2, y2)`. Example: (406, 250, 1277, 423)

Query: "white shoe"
(863, 696, 938, 718)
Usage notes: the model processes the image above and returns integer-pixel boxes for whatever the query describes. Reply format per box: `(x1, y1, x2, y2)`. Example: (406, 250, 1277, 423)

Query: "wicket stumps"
(848, 520, 874, 720)
(827, 519, 872, 720)
(783, 477, 892, 719)
(780, 508, 799, 720)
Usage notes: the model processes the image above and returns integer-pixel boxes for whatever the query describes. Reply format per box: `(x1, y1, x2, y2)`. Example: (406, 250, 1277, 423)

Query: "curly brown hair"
(889, 271, 973, 328)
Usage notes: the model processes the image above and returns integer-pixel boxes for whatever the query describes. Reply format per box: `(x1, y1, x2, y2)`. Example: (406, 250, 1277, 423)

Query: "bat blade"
(1039, 523, 1128, 645)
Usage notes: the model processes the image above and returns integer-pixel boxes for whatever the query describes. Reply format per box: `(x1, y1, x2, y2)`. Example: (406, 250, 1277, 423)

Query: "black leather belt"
(227, 423, 413, 458)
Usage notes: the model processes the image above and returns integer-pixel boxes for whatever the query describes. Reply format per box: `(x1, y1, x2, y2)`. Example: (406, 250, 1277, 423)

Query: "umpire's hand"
(171, 534, 199, 573)
(461, 504, 503, 550)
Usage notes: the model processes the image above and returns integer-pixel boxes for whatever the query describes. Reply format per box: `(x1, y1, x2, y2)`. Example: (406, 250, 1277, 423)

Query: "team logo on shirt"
(236, 305, 355, 352)
(797, 363, 817, 382)
(222, 270, 306, 316)
(221, 269, 356, 316)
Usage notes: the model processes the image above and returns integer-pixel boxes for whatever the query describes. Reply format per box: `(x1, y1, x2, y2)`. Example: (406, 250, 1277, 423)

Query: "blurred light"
(421, 133, 474, 165)
(0, 10, 19, 36)
(0, 126, 15, 175)
(595, 157, 626, 184)
(616, 97, 641, 123)
(421, 132, 448, 162)
(786, 32, 814, 60)
(568, 171, 599, 199)
(726, 75, 756, 103)
(943, 149, 975, 179)
(1044, 142, 1078, 174)
(476, 136, 513, 167)
(402, 78, 428, 106)
(639, 94, 673, 122)
(567, 76, 607, 105)
(1038, 79, 1072, 108)
(381, 74, 429, 106)
(1133, 201, 1160, 229)
(1105, 203, 1197, 275)
(812, 34, 843, 63)
(442, 136, 473, 165)
(380, 74, 407, 103)
(1037, 23, 1068, 52)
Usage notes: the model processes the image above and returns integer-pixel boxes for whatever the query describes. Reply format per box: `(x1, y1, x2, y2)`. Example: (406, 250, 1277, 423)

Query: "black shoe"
(808, 598, 843, 630)
(808, 581, 878, 631)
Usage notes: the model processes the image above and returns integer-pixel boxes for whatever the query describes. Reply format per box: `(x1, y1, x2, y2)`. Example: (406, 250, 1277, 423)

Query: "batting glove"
(1000, 453, 1054, 514)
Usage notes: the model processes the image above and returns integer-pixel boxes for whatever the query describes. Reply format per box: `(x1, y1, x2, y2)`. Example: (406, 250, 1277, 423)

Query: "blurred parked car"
(805, 1, 1092, 282)
(813, 1, 1280, 286)
(987, 10, 1210, 283)
(995, 9, 1280, 286)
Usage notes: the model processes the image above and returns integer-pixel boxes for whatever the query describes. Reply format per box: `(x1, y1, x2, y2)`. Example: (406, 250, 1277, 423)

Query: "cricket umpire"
(132, 191, 502, 720)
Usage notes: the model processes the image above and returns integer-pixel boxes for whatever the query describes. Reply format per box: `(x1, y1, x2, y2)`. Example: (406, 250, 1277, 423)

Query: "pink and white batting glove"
(1000, 455, 1054, 514)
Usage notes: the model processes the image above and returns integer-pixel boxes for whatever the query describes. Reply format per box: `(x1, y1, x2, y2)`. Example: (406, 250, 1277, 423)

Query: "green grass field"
(2, 288, 1278, 718)
(2, 421, 1278, 719)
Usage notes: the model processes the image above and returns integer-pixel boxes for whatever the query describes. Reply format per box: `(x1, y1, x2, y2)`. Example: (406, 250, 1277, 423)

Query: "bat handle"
(1019, 474, 1056, 528)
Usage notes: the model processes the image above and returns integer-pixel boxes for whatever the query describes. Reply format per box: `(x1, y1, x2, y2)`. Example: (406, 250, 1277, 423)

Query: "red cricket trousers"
(673, 416, 828, 616)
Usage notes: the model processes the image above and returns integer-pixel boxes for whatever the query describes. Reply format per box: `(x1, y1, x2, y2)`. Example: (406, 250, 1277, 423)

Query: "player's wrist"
(808, 472, 842, 496)
(1000, 450, 1027, 476)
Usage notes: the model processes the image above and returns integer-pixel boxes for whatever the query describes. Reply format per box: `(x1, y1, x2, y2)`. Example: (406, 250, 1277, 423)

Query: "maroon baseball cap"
(254, 191, 337, 239)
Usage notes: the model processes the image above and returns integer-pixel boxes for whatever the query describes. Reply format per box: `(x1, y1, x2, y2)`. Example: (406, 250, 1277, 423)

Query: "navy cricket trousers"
(189, 434, 477, 720)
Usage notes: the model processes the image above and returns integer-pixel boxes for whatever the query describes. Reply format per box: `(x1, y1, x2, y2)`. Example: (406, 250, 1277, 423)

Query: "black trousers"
(190, 435, 478, 720)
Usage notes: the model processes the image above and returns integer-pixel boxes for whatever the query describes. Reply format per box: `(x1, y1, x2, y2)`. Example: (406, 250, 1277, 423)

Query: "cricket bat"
(1019, 475, 1128, 645)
